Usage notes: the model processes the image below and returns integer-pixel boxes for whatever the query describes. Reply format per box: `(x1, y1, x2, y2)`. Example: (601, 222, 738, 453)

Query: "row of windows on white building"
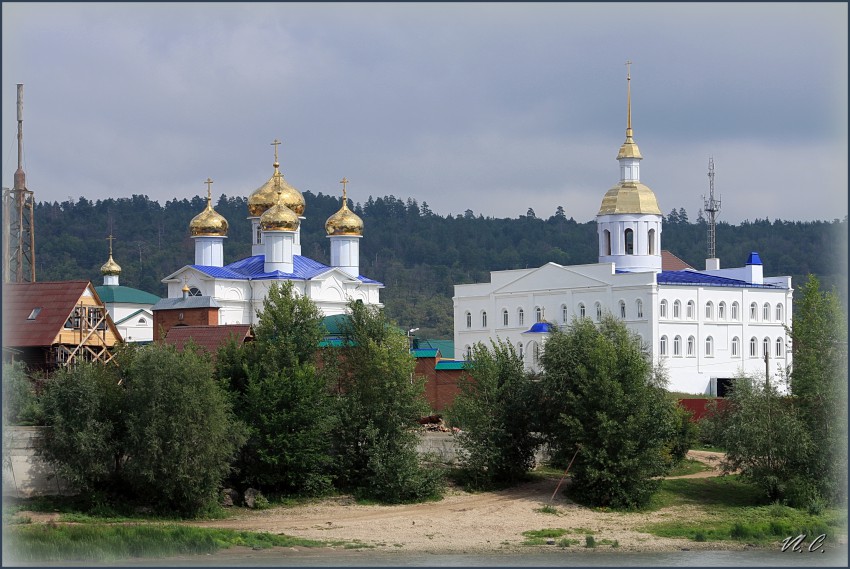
(464, 299, 785, 329)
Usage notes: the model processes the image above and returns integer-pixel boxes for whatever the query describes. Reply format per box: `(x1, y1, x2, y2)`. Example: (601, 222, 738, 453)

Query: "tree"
(228, 281, 335, 496)
(122, 344, 247, 516)
(447, 339, 541, 489)
(554, 205, 567, 220)
(526, 208, 537, 219)
(539, 317, 677, 509)
(330, 300, 442, 503)
(678, 207, 689, 224)
(717, 374, 813, 504)
(2, 362, 43, 426)
(789, 275, 848, 504)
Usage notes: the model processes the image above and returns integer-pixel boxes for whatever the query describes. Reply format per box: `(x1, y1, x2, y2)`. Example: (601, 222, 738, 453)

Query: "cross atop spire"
(106, 234, 116, 256)
(204, 178, 214, 203)
(271, 138, 281, 169)
(625, 60, 633, 134)
(340, 177, 349, 203)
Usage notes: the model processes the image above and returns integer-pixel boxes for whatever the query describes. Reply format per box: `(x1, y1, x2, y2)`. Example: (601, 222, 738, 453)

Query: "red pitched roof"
(164, 325, 253, 354)
(661, 250, 695, 271)
(3, 281, 94, 347)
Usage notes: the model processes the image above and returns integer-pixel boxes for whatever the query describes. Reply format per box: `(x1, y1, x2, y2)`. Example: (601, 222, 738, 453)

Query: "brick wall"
(153, 308, 219, 340)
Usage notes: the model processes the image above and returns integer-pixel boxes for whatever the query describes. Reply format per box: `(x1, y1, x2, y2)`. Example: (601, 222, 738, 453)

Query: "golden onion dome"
(100, 253, 121, 276)
(190, 179, 229, 237)
(597, 181, 661, 216)
(248, 139, 306, 217)
(325, 178, 364, 236)
(260, 174, 301, 232)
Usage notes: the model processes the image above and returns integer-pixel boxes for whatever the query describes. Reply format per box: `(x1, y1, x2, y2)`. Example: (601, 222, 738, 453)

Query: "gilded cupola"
(325, 177, 364, 236)
(100, 234, 122, 276)
(260, 172, 301, 232)
(248, 139, 306, 218)
(190, 178, 229, 237)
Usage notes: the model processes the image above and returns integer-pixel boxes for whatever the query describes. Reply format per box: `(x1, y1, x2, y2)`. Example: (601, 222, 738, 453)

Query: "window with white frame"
(732, 336, 740, 357)
(465, 345, 472, 359)
(750, 337, 758, 357)
(502, 309, 509, 327)
(775, 337, 784, 357)
(636, 299, 644, 319)
(732, 301, 740, 320)
(687, 336, 695, 357)
(648, 228, 656, 255)
(763, 337, 770, 357)
(673, 336, 682, 356)
(763, 303, 771, 321)
(535, 306, 543, 323)
(561, 305, 568, 324)
(595, 302, 602, 322)
(465, 311, 471, 329)
(776, 303, 783, 322)
(518, 308, 525, 326)
(624, 228, 634, 254)
(687, 300, 695, 320)
(619, 300, 626, 319)
(718, 301, 726, 320)
(750, 302, 758, 320)
(660, 299, 668, 319)
(705, 301, 713, 320)
(673, 300, 681, 319)
(660, 335, 668, 356)
(705, 336, 714, 356)
(481, 311, 487, 328)
(579, 303, 586, 318)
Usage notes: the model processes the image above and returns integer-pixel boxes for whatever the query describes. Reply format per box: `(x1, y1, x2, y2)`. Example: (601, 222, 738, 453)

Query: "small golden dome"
(190, 179, 229, 237)
(597, 181, 661, 216)
(617, 129, 643, 160)
(260, 174, 301, 232)
(100, 254, 121, 276)
(248, 140, 306, 217)
(325, 178, 364, 236)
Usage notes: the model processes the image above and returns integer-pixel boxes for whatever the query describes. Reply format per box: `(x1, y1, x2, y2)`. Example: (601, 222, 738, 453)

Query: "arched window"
(775, 304, 784, 322)
(624, 228, 634, 255)
(561, 304, 568, 324)
(256, 225, 262, 244)
(731, 302, 740, 320)
(465, 311, 471, 329)
(749, 337, 758, 357)
(502, 309, 509, 327)
(535, 306, 544, 323)
(775, 337, 784, 357)
(763, 337, 770, 357)
(636, 299, 644, 319)
(686, 300, 695, 319)
(718, 301, 726, 320)
(465, 345, 472, 360)
(532, 342, 540, 364)
(188, 286, 202, 297)
(603, 229, 611, 256)
(660, 335, 668, 356)
(673, 335, 682, 357)
(517, 342, 524, 361)
(648, 228, 656, 255)
(687, 336, 695, 357)
(578, 303, 586, 318)
(750, 302, 758, 320)
(138, 317, 147, 325)
(705, 336, 714, 356)
(660, 299, 668, 319)
(732, 336, 740, 357)
(481, 311, 487, 327)
(673, 300, 681, 319)
(518, 308, 525, 326)
(595, 302, 602, 322)
(619, 300, 626, 319)
(763, 303, 771, 321)
(705, 301, 714, 320)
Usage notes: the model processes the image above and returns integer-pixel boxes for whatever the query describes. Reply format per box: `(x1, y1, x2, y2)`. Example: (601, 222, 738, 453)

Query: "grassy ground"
(667, 458, 713, 477)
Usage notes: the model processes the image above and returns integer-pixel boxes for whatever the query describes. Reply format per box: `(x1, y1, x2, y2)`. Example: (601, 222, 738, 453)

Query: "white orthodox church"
(453, 72, 792, 395)
(158, 142, 382, 325)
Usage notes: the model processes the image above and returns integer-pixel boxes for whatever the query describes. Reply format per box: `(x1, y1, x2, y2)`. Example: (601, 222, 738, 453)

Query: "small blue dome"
(746, 252, 763, 266)
(523, 322, 553, 334)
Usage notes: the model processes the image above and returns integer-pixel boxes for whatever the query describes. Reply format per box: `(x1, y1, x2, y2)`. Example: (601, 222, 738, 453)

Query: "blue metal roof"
(658, 270, 779, 289)
(190, 255, 382, 285)
(746, 252, 763, 266)
(522, 322, 554, 334)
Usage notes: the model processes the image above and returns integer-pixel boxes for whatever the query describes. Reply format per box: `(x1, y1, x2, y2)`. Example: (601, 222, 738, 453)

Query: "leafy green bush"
(3, 363, 44, 426)
(668, 405, 698, 465)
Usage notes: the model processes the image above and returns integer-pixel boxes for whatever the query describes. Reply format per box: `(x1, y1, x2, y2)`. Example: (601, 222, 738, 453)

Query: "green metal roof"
(412, 348, 439, 358)
(321, 314, 351, 336)
(435, 360, 467, 371)
(95, 285, 160, 305)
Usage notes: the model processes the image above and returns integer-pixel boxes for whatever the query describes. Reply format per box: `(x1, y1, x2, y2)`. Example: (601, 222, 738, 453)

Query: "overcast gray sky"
(2, 3, 847, 224)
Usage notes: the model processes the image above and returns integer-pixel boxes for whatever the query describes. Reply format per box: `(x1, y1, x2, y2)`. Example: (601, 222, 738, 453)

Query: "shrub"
(2, 363, 43, 426)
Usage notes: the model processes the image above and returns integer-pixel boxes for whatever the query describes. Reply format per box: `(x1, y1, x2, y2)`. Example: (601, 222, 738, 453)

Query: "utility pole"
(703, 157, 721, 261)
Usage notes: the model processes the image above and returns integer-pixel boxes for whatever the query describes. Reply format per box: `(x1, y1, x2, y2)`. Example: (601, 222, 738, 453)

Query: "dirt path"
(665, 449, 726, 479)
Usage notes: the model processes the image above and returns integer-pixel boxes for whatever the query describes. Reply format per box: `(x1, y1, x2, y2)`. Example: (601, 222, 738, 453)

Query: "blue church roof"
(746, 252, 763, 265)
(657, 270, 779, 289)
(190, 255, 382, 285)
(522, 322, 554, 334)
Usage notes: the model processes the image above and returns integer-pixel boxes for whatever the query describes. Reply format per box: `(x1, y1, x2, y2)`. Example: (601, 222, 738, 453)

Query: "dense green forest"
(32, 194, 847, 338)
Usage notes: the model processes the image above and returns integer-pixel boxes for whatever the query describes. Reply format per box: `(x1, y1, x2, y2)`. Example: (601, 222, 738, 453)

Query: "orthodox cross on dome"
(271, 138, 281, 167)
(181, 274, 190, 292)
(340, 177, 349, 203)
(106, 233, 116, 256)
(625, 60, 633, 132)
(204, 177, 214, 203)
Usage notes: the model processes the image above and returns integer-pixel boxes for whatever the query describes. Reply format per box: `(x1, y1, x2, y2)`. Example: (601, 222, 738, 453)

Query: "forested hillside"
(32, 194, 847, 338)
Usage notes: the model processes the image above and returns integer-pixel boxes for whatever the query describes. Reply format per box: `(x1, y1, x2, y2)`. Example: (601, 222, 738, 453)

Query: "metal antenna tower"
(3, 84, 36, 283)
(703, 157, 721, 259)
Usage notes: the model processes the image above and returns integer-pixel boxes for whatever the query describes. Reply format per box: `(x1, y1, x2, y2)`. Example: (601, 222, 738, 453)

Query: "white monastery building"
(453, 71, 792, 395)
(157, 141, 382, 324)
